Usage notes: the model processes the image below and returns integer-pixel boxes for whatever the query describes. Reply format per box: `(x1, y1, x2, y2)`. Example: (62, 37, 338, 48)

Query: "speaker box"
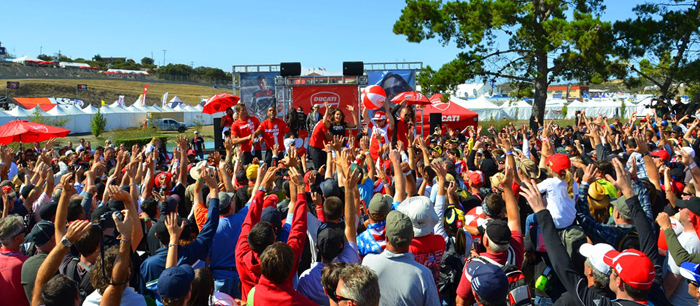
(280, 62, 301, 77)
(343, 61, 364, 76)
(429, 113, 442, 134)
(213, 117, 223, 150)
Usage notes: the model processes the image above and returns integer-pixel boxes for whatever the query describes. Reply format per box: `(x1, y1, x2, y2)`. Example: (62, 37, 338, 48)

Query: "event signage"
(6, 82, 19, 89)
(117, 95, 125, 107)
(292, 85, 358, 120)
(77, 84, 88, 91)
(239, 72, 280, 120)
(162, 92, 169, 108)
(142, 85, 149, 106)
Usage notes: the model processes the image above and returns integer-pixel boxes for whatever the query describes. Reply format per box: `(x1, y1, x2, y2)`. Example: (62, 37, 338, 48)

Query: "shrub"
(562, 104, 568, 119)
(114, 136, 167, 148)
(28, 107, 70, 128)
(620, 100, 626, 118)
(91, 109, 107, 137)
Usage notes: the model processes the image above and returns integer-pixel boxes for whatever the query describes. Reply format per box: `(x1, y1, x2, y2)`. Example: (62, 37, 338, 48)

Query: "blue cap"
(662, 120, 669, 126)
(157, 265, 195, 299)
(680, 262, 700, 283)
(467, 261, 508, 304)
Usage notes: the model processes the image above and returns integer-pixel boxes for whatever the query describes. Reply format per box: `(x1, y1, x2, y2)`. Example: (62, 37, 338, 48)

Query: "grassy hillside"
(5, 78, 233, 107)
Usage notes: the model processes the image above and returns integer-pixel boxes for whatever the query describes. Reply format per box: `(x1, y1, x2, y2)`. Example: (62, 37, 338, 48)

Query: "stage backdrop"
(292, 85, 359, 120)
(367, 70, 416, 103)
(239, 72, 280, 120)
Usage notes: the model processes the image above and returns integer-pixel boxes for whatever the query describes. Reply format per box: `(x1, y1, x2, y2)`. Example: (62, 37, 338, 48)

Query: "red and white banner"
(292, 85, 359, 119)
(142, 85, 149, 106)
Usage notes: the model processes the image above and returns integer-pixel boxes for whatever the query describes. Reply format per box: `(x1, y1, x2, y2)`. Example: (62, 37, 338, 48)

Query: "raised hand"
(581, 164, 600, 185)
(389, 148, 401, 164)
(346, 105, 354, 113)
(109, 185, 131, 202)
(332, 135, 344, 152)
(261, 166, 279, 190)
(60, 173, 76, 197)
(604, 158, 634, 199)
(360, 136, 370, 152)
(64, 220, 92, 244)
(164, 212, 184, 240)
(289, 166, 303, 186)
(656, 212, 672, 230)
(346, 167, 361, 187)
(520, 179, 546, 212)
(201, 167, 218, 190)
(113, 209, 133, 238)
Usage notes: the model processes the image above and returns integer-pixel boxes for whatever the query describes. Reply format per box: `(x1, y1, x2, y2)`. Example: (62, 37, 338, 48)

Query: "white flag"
(118, 95, 125, 107)
(74, 99, 84, 107)
(162, 92, 169, 108)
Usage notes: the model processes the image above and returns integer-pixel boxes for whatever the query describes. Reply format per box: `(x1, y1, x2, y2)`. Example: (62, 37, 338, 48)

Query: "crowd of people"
(2, 96, 700, 306)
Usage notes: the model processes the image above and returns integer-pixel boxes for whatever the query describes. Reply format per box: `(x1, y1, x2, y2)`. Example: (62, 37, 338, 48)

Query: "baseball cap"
(603, 249, 655, 290)
(154, 172, 172, 189)
(489, 173, 505, 189)
(398, 196, 439, 238)
(320, 179, 341, 198)
(672, 125, 683, 133)
(467, 170, 485, 188)
(368, 193, 392, 216)
(158, 196, 179, 215)
(579, 243, 615, 275)
(669, 167, 686, 182)
(587, 181, 610, 212)
(20, 184, 35, 200)
(246, 164, 259, 180)
(39, 200, 58, 221)
(189, 160, 214, 181)
(466, 261, 509, 305)
(26, 220, 54, 246)
(153, 215, 190, 242)
(317, 226, 344, 260)
(385, 210, 413, 248)
(611, 196, 631, 220)
(675, 197, 700, 217)
(516, 159, 541, 180)
(260, 206, 282, 230)
(485, 219, 511, 245)
(158, 265, 195, 299)
(444, 205, 465, 232)
(235, 170, 248, 185)
(194, 130, 199, 134)
(662, 180, 685, 195)
(373, 111, 387, 121)
(218, 192, 234, 211)
(650, 150, 670, 162)
(680, 262, 700, 284)
(187, 149, 197, 156)
(545, 153, 571, 175)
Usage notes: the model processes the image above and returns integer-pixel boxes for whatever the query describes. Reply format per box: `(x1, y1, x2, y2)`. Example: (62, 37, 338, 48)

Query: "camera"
(92, 210, 122, 229)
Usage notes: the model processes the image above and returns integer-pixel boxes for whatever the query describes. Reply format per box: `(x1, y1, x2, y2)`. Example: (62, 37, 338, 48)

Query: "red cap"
(373, 111, 386, 121)
(187, 149, 197, 156)
(467, 170, 484, 188)
(545, 153, 571, 175)
(155, 172, 173, 188)
(661, 181, 684, 195)
(2, 185, 12, 195)
(650, 150, 670, 162)
(303, 171, 313, 192)
(603, 249, 655, 290)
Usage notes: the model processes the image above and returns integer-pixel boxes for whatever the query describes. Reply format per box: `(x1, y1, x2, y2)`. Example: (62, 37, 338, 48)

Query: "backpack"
(438, 238, 465, 300)
(66, 257, 94, 304)
(473, 256, 532, 306)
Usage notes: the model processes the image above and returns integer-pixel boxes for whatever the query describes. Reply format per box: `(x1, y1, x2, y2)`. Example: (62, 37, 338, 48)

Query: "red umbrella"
(202, 93, 241, 114)
(391, 91, 430, 105)
(0, 120, 70, 145)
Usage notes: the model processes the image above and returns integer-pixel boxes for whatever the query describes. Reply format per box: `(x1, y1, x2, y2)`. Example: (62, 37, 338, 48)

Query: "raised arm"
(344, 167, 361, 244)
(109, 185, 143, 251)
(177, 135, 188, 187)
(54, 173, 74, 241)
(163, 212, 183, 269)
(100, 209, 134, 306)
(390, 148, 405, 203)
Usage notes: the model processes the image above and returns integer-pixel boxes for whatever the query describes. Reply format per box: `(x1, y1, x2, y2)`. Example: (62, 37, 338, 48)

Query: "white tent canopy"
(452, 96, 508, 120)
(12, 56, 41, 64)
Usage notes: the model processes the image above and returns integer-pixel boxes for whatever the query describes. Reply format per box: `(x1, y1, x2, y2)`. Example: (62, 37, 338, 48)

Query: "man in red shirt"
(308, 108, 331, 169)
(254, 106, 290, 166)
(363, 102, 395, 161)
(0, 215, 30, 306)
(230, 103, 261, 165)
(399, 196, 445, 286)
(392, 100, 414, 151)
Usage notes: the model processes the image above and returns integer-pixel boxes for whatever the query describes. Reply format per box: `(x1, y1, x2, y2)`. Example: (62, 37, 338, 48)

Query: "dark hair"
(260, 242, 294, 284)
(623, 281, 650, 301)
(74, 225, 101, 257)
(248, 222, 275, 254)
(323, 196, 344, 221)
(66, 197, 84, 222)
(483, 193, 505, 218)
(188, 268, 214, 306)
(321, 262, 348, 301)
(162, 296, 186, 306)
(593, 160, 614, 177)
(235, 103, 246, 113)
(42, 274, 78, 306)
(141, 197, 158, 219)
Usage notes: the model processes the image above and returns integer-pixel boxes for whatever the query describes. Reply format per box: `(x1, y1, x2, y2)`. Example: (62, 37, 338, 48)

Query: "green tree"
(141, 57, 154, 65)
(37, 54, 52, 61)
(92, 54, 103, 62)
(614, 0, 700, 105)
(393, 0, 622, 126)
(159, 64, 194, 76)
(28, 107, 69, 127)
(91, 109, 107, 137)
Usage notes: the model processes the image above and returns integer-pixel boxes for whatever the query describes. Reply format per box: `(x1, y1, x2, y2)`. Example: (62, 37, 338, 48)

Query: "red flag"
(142, 85, 149, 106)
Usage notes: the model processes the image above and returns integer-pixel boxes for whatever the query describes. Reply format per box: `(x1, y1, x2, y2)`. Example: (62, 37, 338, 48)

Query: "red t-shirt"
(308, 121, 329, 149)
(0, 249, 29, 306)
(369, 122, 392, 161)
(258, 119, 289, 151)
(221, 115, 234, 128)
(395, 117, 409, 151)
(408, 234, 446, 285)
(231, 116, 260, 153)
(455, 231, 525, 303)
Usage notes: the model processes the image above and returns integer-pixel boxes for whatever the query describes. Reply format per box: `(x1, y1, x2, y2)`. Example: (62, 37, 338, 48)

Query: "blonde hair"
(550, 168, 574, 199)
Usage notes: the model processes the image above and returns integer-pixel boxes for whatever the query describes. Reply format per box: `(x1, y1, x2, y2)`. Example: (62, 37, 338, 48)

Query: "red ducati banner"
(292, 85, 359, 119)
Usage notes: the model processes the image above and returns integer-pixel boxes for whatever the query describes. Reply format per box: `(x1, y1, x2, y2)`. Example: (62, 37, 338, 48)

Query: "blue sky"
(2, 0, 637, 75)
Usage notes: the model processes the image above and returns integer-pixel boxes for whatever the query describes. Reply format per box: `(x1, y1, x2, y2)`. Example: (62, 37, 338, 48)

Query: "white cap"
(669, 217, 684, 236)
(398, 196, 439, 238)
(194, 130, 198, 134)
(65, 150, 74, 156)
(579, 243, 615, 275)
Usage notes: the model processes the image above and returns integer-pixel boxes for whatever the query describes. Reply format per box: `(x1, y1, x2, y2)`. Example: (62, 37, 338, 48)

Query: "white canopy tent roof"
(12, 56, 41, 64)
(81, 105, 99, 114)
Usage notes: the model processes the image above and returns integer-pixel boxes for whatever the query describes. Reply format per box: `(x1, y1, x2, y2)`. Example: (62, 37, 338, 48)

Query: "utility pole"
(162, 49, 167, 66)
(151, 51, 154, 63)
(40, 46, 42, 56)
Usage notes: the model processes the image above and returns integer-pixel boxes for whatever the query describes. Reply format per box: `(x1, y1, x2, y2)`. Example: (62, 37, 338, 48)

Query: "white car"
(152, 118, 187, 133)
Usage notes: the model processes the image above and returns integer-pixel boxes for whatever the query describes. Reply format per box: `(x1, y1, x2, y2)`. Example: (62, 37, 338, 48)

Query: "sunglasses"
(691, 280, 699, 288)
(683, 192, 693, 197)
(333, 290, 353, 302)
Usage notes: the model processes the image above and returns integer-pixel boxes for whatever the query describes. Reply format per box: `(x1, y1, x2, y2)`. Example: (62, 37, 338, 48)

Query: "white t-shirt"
(538, 177, 577, 229)
(83, 286, 147, 306)
(664, 230, 700, 306)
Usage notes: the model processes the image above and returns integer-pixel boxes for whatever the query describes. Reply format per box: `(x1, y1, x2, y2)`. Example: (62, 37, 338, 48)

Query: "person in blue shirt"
(140, 168, 220, 300)
(209, 191, 249, 299)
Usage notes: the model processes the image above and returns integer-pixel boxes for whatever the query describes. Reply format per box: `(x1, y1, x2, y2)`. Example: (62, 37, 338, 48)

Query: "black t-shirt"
(173, 183, 187, 218)
(191, 136, 204, 152)
(329, 123, 346, 137)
